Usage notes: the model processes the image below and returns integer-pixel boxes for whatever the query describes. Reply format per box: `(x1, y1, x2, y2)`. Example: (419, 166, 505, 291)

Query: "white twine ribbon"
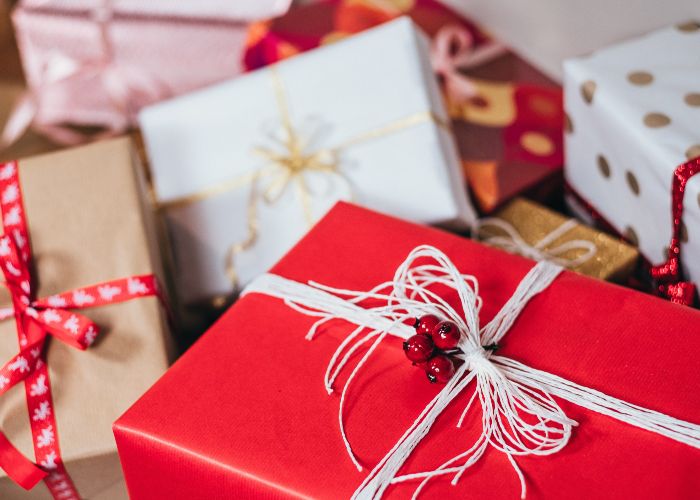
(242, 245, 700, 499)
(474, 217, 597, 268)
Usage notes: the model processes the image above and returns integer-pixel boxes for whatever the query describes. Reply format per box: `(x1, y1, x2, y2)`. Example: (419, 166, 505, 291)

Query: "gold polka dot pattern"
(687, 145, 700, 160)
(685, 93, 700, 107)
(581, 81, 596, 104)
(627, 71, 653, 85)
(565, 113, 573, 134)
(643, 112, 671, 128)
(626, 171, 640, 195)
(597, 155, 611, 178)
(623, 226, 639, 247)
(676, 21, 700, 32)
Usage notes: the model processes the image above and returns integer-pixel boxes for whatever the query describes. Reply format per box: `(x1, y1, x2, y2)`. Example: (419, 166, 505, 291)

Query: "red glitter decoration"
(650, 157, 700, 307)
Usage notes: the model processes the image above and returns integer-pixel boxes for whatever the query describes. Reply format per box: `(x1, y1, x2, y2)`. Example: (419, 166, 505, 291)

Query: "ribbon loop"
(430, 25, 507, 105)
(0, 431, 47, 490)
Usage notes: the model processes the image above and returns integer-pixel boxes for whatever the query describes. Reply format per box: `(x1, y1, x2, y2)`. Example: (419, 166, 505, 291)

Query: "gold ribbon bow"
(158, 66, 450, 291)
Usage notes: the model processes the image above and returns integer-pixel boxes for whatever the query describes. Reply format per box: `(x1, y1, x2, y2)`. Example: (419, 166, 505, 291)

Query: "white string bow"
(474, 217, 597, 268)
(243, 245, 700, 499)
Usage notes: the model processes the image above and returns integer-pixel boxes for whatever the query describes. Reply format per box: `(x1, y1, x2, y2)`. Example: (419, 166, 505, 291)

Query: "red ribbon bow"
(0, 160, 161, 499)
(650, 157, 699, 307)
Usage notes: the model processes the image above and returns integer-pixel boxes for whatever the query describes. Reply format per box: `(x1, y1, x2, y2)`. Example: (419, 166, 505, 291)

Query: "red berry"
(403, 334, 434, 363)
(432, 321, 460, 350)
(414, 314, 440, 336)
(425, 355, 456, 384)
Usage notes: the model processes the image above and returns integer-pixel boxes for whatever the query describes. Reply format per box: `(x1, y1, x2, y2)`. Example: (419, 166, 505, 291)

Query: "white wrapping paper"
(439, 0, 700, 81)
(564, 23, 700, 290)
(140, 18, 476, 305)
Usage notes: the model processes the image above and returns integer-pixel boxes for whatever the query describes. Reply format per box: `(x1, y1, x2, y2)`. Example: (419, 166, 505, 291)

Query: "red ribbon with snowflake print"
(649, 157, 700, 307)
(0, 160, 161, 499)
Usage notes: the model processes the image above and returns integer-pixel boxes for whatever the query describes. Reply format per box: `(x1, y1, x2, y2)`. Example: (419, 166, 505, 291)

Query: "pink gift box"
(11, 0, 291, 135)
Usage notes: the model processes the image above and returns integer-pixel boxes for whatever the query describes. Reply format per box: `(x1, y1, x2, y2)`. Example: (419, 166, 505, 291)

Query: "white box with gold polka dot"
(564, 21, 700, 294)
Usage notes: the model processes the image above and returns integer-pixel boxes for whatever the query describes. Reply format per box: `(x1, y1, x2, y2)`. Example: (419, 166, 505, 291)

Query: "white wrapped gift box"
(564, 23, 700, 291)
(439, 0, 700, 81)
(140, 18, 476, 305)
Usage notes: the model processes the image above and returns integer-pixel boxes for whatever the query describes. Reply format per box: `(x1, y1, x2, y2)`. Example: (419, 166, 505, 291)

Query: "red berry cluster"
(402, 314, 461, 384)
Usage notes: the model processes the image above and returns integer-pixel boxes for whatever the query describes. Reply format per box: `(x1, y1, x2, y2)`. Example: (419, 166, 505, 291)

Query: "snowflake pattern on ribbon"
(0, 160, 162, 499)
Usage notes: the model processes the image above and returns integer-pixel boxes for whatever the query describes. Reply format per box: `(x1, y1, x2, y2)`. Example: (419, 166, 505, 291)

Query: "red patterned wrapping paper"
(244, 0, 564, 213)
(115, 203, 700, 499)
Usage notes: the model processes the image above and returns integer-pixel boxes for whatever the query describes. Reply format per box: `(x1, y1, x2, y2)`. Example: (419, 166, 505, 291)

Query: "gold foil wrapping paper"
(477, 198, 639, 282)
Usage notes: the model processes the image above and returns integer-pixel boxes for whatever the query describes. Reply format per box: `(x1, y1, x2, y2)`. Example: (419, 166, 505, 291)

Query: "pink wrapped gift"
(5, 0, 291, 145)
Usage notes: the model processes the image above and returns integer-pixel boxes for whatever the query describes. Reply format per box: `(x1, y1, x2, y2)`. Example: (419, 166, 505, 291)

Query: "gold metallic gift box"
(476, 198, 639, 282)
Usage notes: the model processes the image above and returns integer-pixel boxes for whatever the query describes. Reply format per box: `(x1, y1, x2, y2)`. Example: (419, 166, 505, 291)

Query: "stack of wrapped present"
(0, 0, 697, 499)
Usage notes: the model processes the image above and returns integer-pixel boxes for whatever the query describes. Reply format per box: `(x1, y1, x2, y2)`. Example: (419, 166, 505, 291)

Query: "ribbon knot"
(252, 129, 343, 208)
(0, 231, 99, 363)
(456, 342, 489, 368)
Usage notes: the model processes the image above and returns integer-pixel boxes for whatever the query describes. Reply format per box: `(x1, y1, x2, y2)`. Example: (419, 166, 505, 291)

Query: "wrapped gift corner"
(140, 17, 476, 307)
(476, 197, 639, 282)
(0, 137, 175, 498)
(563, 22, 700, 298)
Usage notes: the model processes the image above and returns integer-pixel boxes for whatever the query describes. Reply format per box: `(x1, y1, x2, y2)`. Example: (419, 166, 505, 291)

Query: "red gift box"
(114, 203, 700, 499)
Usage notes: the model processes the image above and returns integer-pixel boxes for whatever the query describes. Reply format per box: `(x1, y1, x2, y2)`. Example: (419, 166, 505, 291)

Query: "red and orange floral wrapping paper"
(244, 0, 564, 213)
(115, 203, 700, 499)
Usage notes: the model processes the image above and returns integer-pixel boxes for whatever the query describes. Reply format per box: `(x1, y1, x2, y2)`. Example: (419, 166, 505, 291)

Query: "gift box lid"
(18, 0, 292, 22)
(114, 202, 700, 499)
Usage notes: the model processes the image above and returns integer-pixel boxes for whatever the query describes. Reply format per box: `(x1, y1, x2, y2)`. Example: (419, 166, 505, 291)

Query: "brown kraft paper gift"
(0, 137, 174, 499)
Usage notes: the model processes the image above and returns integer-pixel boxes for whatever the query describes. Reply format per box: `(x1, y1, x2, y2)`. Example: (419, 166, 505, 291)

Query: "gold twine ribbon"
(158, 65, 450, 291)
